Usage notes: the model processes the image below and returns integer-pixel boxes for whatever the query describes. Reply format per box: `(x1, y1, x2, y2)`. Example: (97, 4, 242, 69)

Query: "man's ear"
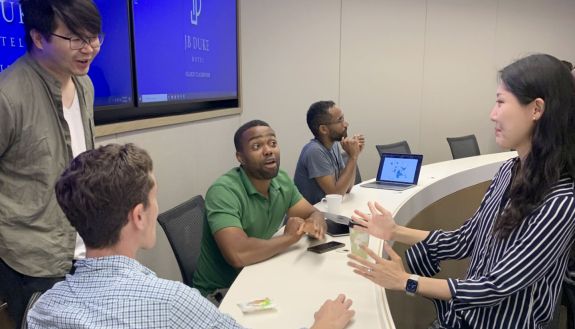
(29, 29, 45, 50)
(128, 203, 146, 230)
(236, 151, 245, 165)
(532, 98, 545, 121)
(318, 124, 328, 136)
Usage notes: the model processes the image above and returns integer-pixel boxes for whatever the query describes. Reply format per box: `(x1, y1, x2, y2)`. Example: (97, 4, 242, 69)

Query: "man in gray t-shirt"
(294, 101, 364, 205)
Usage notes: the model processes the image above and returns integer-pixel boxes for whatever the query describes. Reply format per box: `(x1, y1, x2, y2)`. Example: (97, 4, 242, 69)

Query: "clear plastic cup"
(349, 222, 370, 259)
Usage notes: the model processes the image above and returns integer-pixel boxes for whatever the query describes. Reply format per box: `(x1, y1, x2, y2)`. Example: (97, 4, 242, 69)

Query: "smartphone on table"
(307, 241, 345, 254)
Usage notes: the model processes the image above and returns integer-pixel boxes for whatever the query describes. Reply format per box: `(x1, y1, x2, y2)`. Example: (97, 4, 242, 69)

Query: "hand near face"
(347, 242, 408, 292)
(311, 294, 355, 329)
(340, 137, 361, 158)
(353, 134, 365, 152)
(351, 201, 397, 241)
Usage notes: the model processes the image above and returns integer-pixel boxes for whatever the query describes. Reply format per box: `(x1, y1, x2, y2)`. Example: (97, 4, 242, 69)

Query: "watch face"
(406, 278, 418, 294)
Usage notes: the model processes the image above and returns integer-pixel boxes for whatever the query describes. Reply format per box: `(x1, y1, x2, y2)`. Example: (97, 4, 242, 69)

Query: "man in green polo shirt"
(193, 120, 326, 302)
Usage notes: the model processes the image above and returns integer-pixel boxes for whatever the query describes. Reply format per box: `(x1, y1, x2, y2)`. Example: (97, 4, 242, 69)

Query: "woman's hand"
(351, 201, 398, 241)
(347, 241, 409, 292)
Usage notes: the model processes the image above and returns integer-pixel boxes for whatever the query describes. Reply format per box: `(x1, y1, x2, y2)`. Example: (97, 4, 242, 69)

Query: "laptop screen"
(376, 153, 423, 184)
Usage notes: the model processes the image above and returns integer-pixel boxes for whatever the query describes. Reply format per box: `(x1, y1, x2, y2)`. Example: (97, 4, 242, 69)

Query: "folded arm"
(314, 158, 357, 195)
(287, 198, 326, 239)
(214, 221, 304, 269)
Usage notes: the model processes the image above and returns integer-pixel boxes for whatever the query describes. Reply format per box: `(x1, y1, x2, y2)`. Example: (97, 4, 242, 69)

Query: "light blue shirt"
(27, 255, 243, 329)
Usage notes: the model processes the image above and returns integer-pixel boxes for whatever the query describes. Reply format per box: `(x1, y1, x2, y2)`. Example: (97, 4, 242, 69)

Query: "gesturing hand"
(347, 242, 408, 292)
(351, 201, 397, 241)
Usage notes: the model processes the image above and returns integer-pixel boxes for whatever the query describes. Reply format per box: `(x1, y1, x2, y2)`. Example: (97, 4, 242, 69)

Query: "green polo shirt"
(193, 167, 302, 296)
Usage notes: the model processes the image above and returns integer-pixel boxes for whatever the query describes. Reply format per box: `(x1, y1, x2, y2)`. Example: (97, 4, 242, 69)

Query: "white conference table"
(219, 151, 517, 329)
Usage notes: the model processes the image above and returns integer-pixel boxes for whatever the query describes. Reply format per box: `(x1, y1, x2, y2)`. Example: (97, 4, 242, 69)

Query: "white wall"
(97, 0, 575, 280)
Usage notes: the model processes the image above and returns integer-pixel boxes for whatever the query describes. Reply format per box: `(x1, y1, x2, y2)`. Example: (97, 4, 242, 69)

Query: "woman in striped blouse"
(347, 54, 575, 329)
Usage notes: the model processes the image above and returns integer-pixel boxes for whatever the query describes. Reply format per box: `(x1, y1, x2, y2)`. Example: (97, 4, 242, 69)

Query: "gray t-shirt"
(294, 139, 345, 204)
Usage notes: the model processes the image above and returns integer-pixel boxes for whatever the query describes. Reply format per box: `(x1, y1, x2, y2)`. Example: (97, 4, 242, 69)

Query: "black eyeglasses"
(320, 117, 345, 125)
(51, 33, 105, 50)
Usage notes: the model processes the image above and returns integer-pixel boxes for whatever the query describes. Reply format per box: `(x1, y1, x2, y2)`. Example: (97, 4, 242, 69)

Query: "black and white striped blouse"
(406, 158, 575, 329)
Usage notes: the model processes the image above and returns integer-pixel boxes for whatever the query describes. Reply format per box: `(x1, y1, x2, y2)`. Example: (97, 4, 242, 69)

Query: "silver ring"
(367, 268, 373, 273)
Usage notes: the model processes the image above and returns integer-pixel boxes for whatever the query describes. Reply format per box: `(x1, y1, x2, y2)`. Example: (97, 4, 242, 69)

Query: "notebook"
(360, 153, 423, 191)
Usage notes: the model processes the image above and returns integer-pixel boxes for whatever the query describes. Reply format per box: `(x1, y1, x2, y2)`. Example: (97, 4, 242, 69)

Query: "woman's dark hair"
(494, 54, 575, 238)
(21, 0, 102, 51)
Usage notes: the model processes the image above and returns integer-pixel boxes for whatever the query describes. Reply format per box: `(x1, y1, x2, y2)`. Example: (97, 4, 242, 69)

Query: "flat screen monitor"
(0, 0, 133, 108)
(90, 0, 133, 108)
(132, 0, 238, 105)
(1, 0, 239, 125)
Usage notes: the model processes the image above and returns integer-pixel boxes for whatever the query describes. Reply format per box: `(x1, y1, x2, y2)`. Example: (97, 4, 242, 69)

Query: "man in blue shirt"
(27, 143, 354, 329)
(294, 101, 365, 204)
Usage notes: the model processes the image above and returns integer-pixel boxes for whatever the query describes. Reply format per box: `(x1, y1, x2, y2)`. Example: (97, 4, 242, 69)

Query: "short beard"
(330, 129, 347, 142)
(259, 167, 279, 180)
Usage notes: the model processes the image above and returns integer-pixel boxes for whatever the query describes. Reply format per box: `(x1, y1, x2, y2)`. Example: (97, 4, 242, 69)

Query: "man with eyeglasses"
(294, 101, 365, 205)
(0, 0, 102, 327)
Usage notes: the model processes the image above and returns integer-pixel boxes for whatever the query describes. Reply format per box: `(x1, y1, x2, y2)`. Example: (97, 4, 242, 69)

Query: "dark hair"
(20, 0, 102, 51)
(562, 60, 574, 71)
(55, 143, 155, 249)
(307, 100, 336, 138)
(494, 54, 575, 238)
(234, 120, 270, 151)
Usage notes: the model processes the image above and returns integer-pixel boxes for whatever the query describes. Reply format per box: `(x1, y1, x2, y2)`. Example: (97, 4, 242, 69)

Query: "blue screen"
(132, 0, 238, 104)
(0, 0, 133, 107)
(0, 0, 26, 71)
(378, 157, 419, 184)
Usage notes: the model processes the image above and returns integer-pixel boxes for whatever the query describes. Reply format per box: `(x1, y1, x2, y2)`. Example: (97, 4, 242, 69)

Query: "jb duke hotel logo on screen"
(191, 0, 201, 25)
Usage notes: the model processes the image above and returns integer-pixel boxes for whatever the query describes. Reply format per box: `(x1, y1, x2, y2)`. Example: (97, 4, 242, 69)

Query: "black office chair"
(354, 166, 362, 185)
(563, 280, 575, 329)
(446, 134, 480, 159)
(157, 195, 205, 287)
(375, 140, 412, 157)
(21, 291, 42, 329)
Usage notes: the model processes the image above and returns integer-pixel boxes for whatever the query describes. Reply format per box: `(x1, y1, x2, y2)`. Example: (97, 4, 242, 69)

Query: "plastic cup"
(349, 222, 370, 259)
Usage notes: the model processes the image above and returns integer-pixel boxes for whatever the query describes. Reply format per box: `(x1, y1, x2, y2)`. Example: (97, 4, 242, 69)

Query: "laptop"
(361, 153, 423, 191)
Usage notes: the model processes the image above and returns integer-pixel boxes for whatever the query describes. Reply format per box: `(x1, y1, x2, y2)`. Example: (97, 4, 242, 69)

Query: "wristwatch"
(405, 274, 420, 296)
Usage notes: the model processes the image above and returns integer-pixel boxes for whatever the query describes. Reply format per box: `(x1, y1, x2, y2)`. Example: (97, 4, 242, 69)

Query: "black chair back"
(157, 195, 205, 287)
(376, 140, 412, 157)
(341, 151, 363, 185)
(446, 134, 480, 159)
(21, 291, 42, 329)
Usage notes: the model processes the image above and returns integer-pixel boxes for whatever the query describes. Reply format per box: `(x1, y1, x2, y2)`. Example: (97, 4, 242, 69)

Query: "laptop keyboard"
(375, 181, 408, 187)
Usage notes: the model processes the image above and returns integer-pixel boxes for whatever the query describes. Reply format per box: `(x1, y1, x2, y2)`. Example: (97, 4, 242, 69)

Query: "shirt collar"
(22, 52, 83, 97)
(73, 255, 155, 276)
(237, 166, 281, 197)
(22, 53, 61, 88)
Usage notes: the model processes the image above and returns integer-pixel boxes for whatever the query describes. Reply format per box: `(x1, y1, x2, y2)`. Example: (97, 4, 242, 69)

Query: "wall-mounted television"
(0, 0, 134, 109)
(0, 0, 239, 125)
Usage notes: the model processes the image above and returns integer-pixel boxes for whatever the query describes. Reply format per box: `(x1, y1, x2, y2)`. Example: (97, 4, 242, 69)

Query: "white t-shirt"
(63, 90, 87, 259)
